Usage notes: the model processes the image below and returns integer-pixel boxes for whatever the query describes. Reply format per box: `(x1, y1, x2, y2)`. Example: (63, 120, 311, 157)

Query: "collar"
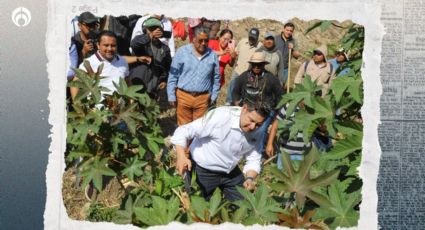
(190, 44, 211, 59)
(280, 33, 293, 42)
(229, 106, 242, 130)
(95, 51, 119, 62)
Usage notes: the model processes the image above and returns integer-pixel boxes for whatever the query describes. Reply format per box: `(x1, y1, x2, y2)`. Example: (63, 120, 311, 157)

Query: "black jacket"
(129, 34, 172, 95)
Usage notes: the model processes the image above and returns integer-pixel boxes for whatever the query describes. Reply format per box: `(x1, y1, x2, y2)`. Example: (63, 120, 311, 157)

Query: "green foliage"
(234, 184, 284, 225)
(313, 179, 361, 228)
(189, 189, 226, 224)
(269, 147, 339, 209)
(87, 203, 117, 222)
(134, 196, 180, 226)
(67, 62, 163, 192)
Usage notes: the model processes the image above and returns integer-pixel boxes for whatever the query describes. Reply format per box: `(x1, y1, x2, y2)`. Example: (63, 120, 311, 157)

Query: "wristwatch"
(245, 176, 254, 181)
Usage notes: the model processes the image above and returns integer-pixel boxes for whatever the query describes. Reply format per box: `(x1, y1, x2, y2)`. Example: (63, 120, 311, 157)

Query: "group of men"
(68, 12, 350, 201)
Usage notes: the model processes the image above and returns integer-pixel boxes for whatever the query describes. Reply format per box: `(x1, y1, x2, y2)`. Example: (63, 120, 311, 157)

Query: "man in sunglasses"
(67, 12, 100, 80)
(294, 45, 336, 97)
(232, 52, 284, 157)
(167, 26, 220, 126)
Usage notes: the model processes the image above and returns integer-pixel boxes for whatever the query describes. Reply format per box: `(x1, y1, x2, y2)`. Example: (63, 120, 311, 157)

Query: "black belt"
(177, 88, 209, 97)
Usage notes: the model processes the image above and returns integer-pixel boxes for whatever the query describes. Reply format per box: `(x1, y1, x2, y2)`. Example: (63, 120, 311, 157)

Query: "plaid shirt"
(167, 44, 220, 102)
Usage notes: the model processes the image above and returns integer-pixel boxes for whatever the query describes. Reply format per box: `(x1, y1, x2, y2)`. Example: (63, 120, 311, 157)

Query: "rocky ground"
(63, 17, 353, 219)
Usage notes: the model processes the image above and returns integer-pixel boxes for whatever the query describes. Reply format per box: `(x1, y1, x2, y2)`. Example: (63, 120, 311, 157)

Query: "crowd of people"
(67, 12, 351, 201)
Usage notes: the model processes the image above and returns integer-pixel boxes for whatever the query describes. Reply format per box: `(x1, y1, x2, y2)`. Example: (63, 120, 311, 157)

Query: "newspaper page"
(45, 0, 383, 229)
(378, 0, 425, 229)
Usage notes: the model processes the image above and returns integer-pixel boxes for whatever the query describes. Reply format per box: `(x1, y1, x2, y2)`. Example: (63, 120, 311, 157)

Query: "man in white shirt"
(171, 100, 271, 201)
(70, 30, 129, 99)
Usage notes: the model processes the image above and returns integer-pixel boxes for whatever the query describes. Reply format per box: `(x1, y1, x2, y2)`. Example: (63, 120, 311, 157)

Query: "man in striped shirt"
(167, 26, 220, 126)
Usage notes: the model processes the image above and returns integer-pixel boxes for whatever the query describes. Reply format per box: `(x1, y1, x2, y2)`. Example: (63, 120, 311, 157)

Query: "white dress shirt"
(79, 51, 129, 96)
(171, 106, 262, 174)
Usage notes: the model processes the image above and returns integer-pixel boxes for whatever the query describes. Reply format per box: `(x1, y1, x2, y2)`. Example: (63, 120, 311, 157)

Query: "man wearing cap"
(70, 31, 129, 99)
(167, 26, 220, 126)
(274, 22, 301, 86)
(131, 14, 175, 57)
(225, 28, 263, 104)
(232, 52, 284, 156)
(294, 45, 336, 97)
(328, 48, 350, 77)
(256, 31, 285, 85)
(67, 12, 100, 80)
(129, 17, 172, 99)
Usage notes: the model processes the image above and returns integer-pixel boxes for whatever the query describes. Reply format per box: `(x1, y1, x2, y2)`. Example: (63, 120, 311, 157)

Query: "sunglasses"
(83, 22, 98, 28)
(197, 38, 209, 44)
(251, 63, 265, 68)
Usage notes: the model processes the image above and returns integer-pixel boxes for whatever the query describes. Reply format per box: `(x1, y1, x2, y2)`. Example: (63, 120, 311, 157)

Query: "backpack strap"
(304, 60, 310, 73)
(325, 62, 334, 84)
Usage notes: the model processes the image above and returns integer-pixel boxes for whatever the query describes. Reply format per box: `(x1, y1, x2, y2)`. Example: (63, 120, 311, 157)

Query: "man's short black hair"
(98, 30, 118, 43)
(244, 97, 272, 118)
(284, 22, 295, 29)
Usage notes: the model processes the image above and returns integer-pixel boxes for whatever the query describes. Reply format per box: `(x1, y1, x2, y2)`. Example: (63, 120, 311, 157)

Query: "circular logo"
(12, 7, 31, 27)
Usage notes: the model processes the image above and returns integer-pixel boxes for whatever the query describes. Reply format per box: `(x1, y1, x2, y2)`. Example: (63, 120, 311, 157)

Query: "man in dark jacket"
(232, 52, 284, 157)
(129, 17, 172, 99)
(67, 12, 100, 80)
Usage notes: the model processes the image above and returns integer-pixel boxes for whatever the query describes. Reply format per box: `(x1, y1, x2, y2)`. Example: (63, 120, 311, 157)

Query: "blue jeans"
(194, 164, 245, 201)
(281, 68, 289, 86)
(226, 72, 239, 104)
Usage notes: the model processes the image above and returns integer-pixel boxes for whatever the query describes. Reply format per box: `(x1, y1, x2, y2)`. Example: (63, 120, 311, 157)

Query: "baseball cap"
(264, 31, 275, 39)
(249, 28, 260, 40)
(143, 17, 163, 29)
(78, 12, 98, 24)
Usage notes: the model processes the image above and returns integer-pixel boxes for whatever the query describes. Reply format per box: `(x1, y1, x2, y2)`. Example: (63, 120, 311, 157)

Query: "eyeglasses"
(197, 38, 209, 44)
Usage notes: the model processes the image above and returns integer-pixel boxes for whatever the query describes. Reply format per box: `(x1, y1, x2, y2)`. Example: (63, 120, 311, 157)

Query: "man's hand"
(288, 42, 294, 50)
(137, 56, 152, 64)
(265, 143, 274, 158)
(82, 40, 95, 57)
(151, 28, 163, 39)
(243, 178, 256, 192)
(158, 82, 167, 89)
(176, 145, 192, 176)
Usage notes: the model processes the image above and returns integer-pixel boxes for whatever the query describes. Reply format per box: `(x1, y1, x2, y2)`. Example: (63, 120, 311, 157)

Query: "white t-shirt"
(79, 51, 129, 96)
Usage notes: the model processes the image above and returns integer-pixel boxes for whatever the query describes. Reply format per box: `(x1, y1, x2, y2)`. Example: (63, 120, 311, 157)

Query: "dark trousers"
(195, 164, 245, 201)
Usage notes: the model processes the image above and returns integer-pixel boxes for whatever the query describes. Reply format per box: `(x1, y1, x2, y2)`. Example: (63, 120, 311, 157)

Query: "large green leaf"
(122, 156, 147, 181)
(270, 146, 339, 208)
(313, 180, 361, 228)
(190, 189, 225, 223)
(321, 135, 362, 160)
(235, 184, 284, 225)
(134, 196, 180, 226)
(330, 74, 363, 104)
(80, 156, 117, 191)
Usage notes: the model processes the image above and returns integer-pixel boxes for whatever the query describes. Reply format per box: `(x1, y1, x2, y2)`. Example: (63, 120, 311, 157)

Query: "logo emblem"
(12, 7, 31, 27)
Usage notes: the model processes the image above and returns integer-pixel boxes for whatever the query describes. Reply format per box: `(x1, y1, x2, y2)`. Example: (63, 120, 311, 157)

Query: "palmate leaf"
(134, 196, 180, 226)
(69, 67, 105, 103)
(122, 156, 147, 181)
(277, 208, 330, 230)
(270, 146, 339, 209)
(304, 20, 333, 35)
(113, 78, 145, 99)
(330, 74, 363, 104)
(112, 195, 134, 224)
(111, 103, 138, 134)
(313, 180, 361, 228)
(80, 156, 117, 191)
(310, 96, 336, 137)
(190, 189, 225, 223)
(334, 120, 363, 137)
(321, 135, 362, 160)
(235, 184, 284, 225)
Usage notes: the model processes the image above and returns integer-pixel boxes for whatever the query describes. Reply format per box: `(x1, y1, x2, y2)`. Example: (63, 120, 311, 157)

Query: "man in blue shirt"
(167, 26, 220, 126)
(328, 48, 350, 77)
